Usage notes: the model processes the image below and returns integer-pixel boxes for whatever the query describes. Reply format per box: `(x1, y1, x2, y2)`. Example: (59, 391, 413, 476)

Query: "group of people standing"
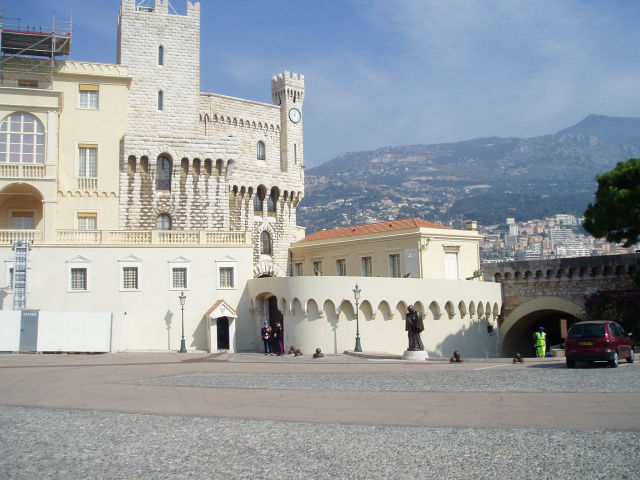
(261, 320, 284, 355)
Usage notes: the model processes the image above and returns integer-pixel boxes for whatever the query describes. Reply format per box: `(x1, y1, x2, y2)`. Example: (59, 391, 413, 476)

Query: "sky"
(5, 0, 640, 167)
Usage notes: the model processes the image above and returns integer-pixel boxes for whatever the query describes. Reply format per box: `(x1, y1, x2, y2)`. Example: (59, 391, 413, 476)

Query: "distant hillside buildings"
(480, 214, 636, 263)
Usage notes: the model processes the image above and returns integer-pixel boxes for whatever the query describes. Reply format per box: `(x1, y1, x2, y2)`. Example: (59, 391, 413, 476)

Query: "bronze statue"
(405, 305, 424, 351)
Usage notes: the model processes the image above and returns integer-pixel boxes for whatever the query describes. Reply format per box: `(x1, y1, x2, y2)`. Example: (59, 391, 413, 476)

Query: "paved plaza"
(0, 352, 639, 479)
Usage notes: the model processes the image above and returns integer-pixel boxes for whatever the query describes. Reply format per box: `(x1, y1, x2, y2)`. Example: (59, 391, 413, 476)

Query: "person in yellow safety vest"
(534, 326, 547, 358)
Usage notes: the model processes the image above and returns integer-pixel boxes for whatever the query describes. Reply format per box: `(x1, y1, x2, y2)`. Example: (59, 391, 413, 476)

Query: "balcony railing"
(51, 230, 251, 246)
(0, 163, 46, 178)
(0, 229, 43, 244)
(0, 229, 251, 246)
(77, 177, 98, 189)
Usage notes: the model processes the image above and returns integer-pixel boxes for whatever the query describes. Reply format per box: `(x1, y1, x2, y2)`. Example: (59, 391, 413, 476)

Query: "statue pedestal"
(403, 349, 428, 361)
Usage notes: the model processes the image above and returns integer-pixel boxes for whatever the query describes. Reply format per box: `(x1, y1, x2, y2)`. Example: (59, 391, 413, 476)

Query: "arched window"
(158, 90, 163, 110)
(256, 141, 265, 160)
(260, 231, 272, 255)
(158, 45, 164, 65)
(268, 187, 278, 212)
(156, 155, 171, 190)
(0, 112, 45, 164)
(254, 186, 265, 212)
(156, 214, 171, 230)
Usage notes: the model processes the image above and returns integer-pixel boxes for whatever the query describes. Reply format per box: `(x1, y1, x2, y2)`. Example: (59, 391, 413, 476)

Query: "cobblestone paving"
(133, 363, 640, 393)
(1, 406, 638, 480)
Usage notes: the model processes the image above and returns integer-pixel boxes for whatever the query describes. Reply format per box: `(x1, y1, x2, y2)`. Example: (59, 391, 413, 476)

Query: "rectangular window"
(219, 267, 234, 288)
(172, 267, 187, 289)
(389, 254, 401, 278)
(18, 79, 38, 88)
(444, 252, 459, 280)
(79, 84, 99, 109)
(336, 259, 346, 276)
(295, 263, 303, 276)
(361, 256, 372, 277)
(7, 267, 14, 290)
(78, 144, 97, 178)
(11, 212, 34, 229)
(70, 268, 88, 291)
(312, 260, 322, 276)
(77, 213, 97, 230)
(122, 266, 139, 290)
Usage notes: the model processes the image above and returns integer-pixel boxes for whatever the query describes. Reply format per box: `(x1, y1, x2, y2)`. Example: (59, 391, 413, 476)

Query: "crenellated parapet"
(271, 71, 305, 106)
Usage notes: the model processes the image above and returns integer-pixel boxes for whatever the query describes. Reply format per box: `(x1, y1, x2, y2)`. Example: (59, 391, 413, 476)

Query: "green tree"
(583, 158, 640, 247)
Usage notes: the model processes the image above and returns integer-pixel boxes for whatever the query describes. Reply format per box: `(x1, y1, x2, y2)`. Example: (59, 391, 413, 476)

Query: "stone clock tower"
(271, 71, 305, 173)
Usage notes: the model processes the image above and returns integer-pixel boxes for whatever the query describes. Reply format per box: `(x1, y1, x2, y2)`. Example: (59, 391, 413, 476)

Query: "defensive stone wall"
(484, 253, 640, 317)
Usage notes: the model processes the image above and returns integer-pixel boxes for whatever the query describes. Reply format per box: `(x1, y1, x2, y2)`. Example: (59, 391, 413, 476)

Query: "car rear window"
(568, 324, 606, 338)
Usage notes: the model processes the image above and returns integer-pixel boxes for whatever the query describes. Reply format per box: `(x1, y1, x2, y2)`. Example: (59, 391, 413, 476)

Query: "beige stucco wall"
(54, 62, 130, 231)
(290, 226, 482, 280)
(0, 244, 254, 352)
(248, 276, 502, 358)
(0, 61, 130, 237)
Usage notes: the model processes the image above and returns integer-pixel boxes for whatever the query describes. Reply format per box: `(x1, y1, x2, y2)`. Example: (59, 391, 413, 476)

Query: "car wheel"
(627, 350, 634, 364)
(610, 352, 619, 368)
(566, 359, 575, 368)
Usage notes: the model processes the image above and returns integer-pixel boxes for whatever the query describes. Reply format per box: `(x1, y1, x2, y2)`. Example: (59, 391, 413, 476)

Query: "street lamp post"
(179, 291, 187, 353)
(353, 284, 362, 352)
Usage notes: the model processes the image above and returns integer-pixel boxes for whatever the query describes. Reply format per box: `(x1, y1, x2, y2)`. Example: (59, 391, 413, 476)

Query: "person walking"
(261, 321, 272, 355)
(533, 326, 547, 358)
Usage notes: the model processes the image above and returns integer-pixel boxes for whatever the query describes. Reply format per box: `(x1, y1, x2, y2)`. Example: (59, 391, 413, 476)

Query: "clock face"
(289, 108, 301, 123)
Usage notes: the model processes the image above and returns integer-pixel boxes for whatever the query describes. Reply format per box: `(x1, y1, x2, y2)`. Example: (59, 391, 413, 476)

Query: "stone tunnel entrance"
(501, 309, 580, 357)
(499, 297, 583, 358)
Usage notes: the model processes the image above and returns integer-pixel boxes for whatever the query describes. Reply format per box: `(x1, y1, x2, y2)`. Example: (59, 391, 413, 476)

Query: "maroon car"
(565, 320, 634, 368)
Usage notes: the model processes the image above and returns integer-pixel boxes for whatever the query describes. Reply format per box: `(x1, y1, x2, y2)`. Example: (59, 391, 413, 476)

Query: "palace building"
(0, 1, 502, 358)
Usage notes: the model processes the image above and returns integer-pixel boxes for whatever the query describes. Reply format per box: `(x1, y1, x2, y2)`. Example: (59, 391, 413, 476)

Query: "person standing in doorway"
(261, 321, 272, 355)
(273, 320, 284, 355)
(533, 326, 547, 358)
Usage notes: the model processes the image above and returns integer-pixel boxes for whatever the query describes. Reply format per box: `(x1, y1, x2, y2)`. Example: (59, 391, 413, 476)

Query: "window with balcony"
(0, 112, 45, 164)
(77, 213, 97, 230)
(78, 144, 97, 184)
(361, 256, 372, 277)
(295, 263, 303, 276)
(79, 84, 99, 110)
(157, 214, 171, 230)
(11, 212, 34, 229)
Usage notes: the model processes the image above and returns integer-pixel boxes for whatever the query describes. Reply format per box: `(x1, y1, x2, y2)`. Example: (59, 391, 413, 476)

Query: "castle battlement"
(120, 0, 200, 17)
(271, 71, 305, 82)
(271, 71, 305, 106)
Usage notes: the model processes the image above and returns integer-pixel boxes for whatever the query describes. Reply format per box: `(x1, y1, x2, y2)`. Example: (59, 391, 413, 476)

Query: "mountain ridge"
(299, 115, 640, 232)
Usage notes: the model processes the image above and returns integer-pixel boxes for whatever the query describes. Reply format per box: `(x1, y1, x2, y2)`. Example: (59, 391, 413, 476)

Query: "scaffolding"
(0, 8, 72, 89)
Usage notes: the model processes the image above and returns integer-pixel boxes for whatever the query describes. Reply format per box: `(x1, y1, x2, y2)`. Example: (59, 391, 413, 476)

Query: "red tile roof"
(301, 218, 451, 242)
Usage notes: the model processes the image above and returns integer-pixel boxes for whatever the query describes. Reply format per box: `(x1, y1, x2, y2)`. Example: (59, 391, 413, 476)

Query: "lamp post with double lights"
(353, 284, 362, 352)
(179, 291, 187, 353)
